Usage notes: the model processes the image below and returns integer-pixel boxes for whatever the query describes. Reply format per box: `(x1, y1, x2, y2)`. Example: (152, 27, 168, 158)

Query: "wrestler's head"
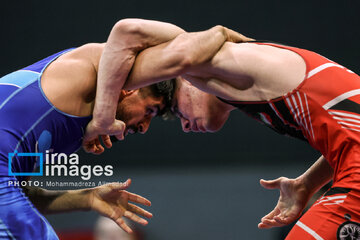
(171, 77, 234, 133)
(116, 79, 175, 136)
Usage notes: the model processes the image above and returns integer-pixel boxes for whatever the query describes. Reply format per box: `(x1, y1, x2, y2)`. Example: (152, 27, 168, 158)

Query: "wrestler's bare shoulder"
(209, 42, 306, 101)
(41, 43, 105, 116)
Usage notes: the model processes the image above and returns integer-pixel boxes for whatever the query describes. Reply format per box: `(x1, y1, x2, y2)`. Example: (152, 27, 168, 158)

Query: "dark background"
(1, 0, 360, 239)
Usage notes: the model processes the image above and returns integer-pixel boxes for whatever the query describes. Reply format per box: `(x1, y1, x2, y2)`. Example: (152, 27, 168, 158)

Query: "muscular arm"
(83, 19, 185, 154)
(22, 185, 92, 214)
(129, 40, 306, 104)
(93, 18, 185, 127)
(22, 180, 153, 233)
(125, 27, 252, 90)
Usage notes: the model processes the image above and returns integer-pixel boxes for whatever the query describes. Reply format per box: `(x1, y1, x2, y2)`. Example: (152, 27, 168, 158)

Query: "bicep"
(124, 41, 188, 90)
(186, 42, 257, 90)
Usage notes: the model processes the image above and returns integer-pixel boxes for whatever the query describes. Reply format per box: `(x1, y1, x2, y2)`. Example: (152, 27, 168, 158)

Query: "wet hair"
(140, 79, 176, 120)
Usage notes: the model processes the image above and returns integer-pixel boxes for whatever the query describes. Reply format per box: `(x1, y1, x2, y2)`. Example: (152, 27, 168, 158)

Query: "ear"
(119, 89, 137, 101)
(124, 89, 136, 95)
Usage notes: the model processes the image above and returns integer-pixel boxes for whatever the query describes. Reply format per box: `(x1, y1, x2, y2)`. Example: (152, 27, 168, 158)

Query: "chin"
(205, 122, 223, 133)
(205, 116, 228, 132)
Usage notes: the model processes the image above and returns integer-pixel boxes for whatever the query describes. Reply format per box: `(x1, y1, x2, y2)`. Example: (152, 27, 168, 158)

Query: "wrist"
(90, 116, 115, 131)
(294, 175, 315, 196)
(69, 189, 93, 211)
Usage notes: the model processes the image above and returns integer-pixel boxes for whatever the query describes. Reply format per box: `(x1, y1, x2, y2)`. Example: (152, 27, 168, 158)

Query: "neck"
(216, 96, 236, 114)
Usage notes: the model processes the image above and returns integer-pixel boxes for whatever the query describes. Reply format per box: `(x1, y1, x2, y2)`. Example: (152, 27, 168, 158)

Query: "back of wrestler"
(0, 47, 93, 239)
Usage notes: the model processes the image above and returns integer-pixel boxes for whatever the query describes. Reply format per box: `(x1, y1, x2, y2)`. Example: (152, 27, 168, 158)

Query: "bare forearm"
(23, 186, 91, 214)
(93, 19, 185, 126)
(296, 155, 333, 195)
(126, 25, 229, 89)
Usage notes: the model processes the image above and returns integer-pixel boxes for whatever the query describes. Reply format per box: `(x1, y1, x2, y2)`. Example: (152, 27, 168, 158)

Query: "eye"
(146, 106, 158, 117)
(146, 108, 154, 115)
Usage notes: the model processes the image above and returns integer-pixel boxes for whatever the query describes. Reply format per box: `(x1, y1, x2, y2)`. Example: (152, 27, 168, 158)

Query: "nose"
(181, 118, 191, 133)
(138, 118, 151, 134)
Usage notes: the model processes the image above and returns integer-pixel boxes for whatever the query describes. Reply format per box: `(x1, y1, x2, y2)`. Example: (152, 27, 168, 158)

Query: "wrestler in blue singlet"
(0, 49, 92, 239)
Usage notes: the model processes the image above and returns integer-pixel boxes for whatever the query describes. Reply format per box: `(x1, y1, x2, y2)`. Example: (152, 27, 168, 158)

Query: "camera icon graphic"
(8, 151, 43, 176)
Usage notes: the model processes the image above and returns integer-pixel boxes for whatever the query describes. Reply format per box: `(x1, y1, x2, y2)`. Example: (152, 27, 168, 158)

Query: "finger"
(101, 135, 112, 148)
(93, 145, 104, 155)
(109, 180, 131, 191)
(274, 215, 293, 225)
(259, 178, 282, 189)
(83, 143, 92, 153)
(261, 208, 280, 222)
(261, 218, 285, 228)
(95, 138, 104, 151)
(115, 217, 133, 234)
(258, 221, 280, 229)
(258, 222, 273, 229)
(128, 203, 153, 219)
(115, 120, 126, 130)
(125, 192, 151, 206)
(94, 138, 104, 155)
(86, 143, 98, 154)
(124, 211, 148, 226)
(83, 139, 96, 153)
(116, 133, 124, 141)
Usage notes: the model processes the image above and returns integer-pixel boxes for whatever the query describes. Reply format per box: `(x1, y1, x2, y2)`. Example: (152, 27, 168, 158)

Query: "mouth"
(198, 125, 206, 133)
(191, 121, 207, 133)
(191, 121, 199, 132)
(192, 120, 206, 133)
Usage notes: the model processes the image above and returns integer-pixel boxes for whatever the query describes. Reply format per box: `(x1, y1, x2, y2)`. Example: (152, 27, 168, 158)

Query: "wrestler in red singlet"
(220, 42, 360, 240)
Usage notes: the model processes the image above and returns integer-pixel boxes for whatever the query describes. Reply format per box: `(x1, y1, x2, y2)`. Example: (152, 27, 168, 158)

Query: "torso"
(0, 45, 103, 179)
(216, 42, 360, 188)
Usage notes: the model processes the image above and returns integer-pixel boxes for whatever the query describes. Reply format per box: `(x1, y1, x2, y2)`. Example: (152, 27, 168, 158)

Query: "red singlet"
(220, 42, 360, 239)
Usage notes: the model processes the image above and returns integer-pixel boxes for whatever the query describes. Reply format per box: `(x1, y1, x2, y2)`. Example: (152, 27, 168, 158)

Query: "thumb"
(260, 178, 282, 189)
(113, 120, 126, 131)
(112, 120, 125, 140)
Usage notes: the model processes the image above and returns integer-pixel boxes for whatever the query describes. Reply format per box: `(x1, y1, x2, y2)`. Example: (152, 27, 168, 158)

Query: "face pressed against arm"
(40, 43, 168, 137)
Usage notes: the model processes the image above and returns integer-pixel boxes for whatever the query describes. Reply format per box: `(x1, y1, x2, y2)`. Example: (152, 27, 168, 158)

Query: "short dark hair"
(141, 79, 176, 120)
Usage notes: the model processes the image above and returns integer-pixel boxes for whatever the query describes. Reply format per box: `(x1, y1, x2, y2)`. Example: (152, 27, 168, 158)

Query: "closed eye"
(147, 105, 161, 117)
(146, 108, 155, 116)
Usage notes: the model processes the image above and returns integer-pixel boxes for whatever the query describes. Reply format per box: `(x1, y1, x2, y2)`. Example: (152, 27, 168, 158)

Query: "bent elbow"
(112, 18, 144, 36)
(110, 19, 147, 50)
